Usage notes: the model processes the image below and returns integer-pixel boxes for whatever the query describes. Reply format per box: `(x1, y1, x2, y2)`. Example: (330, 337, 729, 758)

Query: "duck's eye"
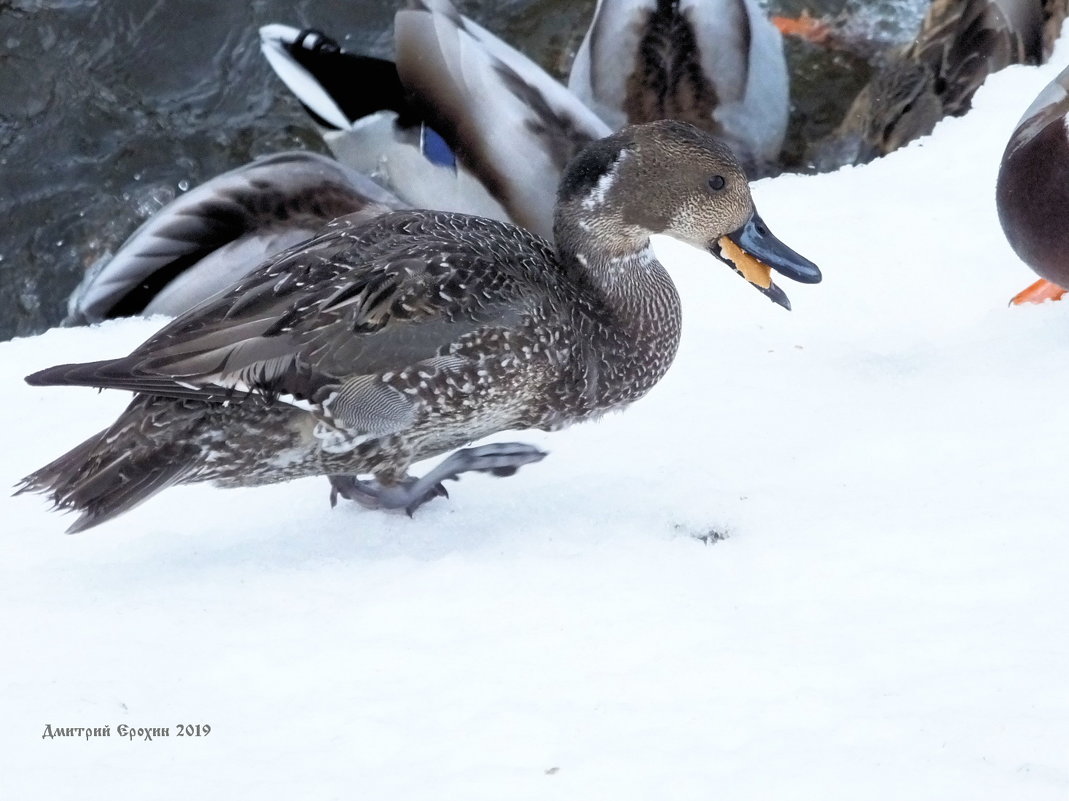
(708, 175, 726, 191)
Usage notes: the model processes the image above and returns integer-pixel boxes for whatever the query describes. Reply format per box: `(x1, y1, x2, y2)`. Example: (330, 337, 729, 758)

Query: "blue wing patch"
(421, 125, 457, 171)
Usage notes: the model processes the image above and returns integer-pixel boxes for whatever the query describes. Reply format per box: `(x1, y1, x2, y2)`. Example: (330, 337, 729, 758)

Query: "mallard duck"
(997, 62, 1069, 304)
(67, 0, 609, 326)
(65, 152, 405, 324)
(828, 0, 1065, 165)
(258, 23, 507, 225)
(261, 0, 610, 242)
(19, 120, 821, 534)
(568, 0, 790, 176)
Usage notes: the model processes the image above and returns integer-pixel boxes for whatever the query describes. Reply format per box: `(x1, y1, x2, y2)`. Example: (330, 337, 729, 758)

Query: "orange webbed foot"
(1010, 278, 1067, 305)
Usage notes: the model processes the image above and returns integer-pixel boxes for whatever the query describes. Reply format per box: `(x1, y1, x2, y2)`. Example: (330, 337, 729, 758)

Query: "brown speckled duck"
(19, 121, 820, 533)
(997, 62, 1069, 304)
(828, 0, 1067, 165)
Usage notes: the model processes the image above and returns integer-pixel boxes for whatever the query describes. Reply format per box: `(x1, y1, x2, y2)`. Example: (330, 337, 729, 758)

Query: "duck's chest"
(541, 298, 683, 424)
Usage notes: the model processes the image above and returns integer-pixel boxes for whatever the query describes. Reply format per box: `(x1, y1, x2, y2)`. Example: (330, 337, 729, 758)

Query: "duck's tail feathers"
(258, 25, 409, 130)
(26, 358, 130, 389)
(25, 358, 232, 403)
(16, 401, 201, 534)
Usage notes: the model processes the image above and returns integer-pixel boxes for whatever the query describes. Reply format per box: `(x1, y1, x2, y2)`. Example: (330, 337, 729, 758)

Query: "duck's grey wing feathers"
(65, 152, 403, 324)
(395, 0, 610, 241)
(699, 0, 788, 169)
(32, 211, 548, 406)
(568, 0, 642, 131)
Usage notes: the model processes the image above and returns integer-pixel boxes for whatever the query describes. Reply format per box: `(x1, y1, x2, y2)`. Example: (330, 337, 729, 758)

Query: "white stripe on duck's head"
(556, 120, 820, 308)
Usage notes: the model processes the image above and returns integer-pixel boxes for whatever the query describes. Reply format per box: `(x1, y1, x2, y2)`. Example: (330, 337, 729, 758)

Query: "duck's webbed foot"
(1011, 278, 1067, 305)
(329, 473, 450, 513)
(328, 442, 547, 516)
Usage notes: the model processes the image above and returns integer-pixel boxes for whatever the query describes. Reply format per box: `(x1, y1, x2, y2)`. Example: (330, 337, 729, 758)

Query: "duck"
(19, 120, 821, 534)
(65, 151, 405, 324)
(567, 0, 790, 177)
(261, 0, 611, 242)
(997, 61, 1069, 304)
(825, 0, 1066, 166)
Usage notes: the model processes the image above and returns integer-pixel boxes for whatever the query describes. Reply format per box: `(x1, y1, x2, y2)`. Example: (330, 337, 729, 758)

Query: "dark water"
(0, 0, 922, 341)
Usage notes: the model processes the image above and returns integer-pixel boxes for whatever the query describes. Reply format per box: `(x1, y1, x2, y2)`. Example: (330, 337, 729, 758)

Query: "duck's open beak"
(710, 211, 822, 310)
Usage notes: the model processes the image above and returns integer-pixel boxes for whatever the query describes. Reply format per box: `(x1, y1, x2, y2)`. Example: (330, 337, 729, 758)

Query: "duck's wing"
(66, 152, 404, 325)
(1006, 61, 1069, 152)
(395, 0, 611, 241)
(259, 23, 514, 225)
(568, 0, 787, 172)
(705, 0, 789, 170)
(567, 0, 632, 131)
(33, 211, 549, 407)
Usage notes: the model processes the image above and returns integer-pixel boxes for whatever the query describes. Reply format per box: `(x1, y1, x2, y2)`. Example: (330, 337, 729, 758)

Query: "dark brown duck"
(19, 120, 821, 533)
(997, 62, 1069, 303)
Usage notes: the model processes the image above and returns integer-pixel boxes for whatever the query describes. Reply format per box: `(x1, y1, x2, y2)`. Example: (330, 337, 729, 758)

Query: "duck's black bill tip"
(762, 282, 791, 310)
(729, 211, 822, 285)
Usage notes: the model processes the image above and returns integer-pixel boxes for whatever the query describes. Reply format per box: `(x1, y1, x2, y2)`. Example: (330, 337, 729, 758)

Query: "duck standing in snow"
(20, 121, 820, 534)
(568, 0, 790, 176)
(997, 62, 1069, 304)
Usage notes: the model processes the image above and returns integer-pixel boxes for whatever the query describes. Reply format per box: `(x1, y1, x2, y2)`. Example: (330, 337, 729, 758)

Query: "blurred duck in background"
(568, 0, 790, 176)
(823, 0, 1068, 166)
(997, 62, 1069, 304)
(261, 0, 611, 242)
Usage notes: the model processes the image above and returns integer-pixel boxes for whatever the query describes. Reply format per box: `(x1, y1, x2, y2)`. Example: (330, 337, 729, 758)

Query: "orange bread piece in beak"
(718, 236, 773, 289)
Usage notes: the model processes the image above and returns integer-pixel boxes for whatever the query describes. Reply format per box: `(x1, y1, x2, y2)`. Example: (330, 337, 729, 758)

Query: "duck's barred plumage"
(22, 210, 678, 530)
(21, 121, 820, 533)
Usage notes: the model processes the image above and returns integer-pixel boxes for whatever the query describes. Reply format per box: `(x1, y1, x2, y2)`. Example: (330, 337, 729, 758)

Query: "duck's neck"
(554, 211, 683, 408)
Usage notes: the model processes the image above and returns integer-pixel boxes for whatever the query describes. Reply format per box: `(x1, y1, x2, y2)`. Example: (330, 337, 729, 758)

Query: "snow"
(4, 42, 1069, 801)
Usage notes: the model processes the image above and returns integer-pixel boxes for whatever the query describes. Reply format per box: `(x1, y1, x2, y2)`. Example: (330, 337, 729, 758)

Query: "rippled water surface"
(0, 0, 921, 340)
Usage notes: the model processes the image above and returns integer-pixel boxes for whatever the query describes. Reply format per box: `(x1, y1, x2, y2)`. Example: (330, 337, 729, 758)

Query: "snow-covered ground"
(4, 40, 1069, 801)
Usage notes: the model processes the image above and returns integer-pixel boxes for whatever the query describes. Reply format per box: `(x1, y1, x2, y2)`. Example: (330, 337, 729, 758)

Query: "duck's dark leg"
(329, 442, 547, 516)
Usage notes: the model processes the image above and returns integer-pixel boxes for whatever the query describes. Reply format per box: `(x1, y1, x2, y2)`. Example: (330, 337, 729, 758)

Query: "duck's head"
(555, 120, 821, 309)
